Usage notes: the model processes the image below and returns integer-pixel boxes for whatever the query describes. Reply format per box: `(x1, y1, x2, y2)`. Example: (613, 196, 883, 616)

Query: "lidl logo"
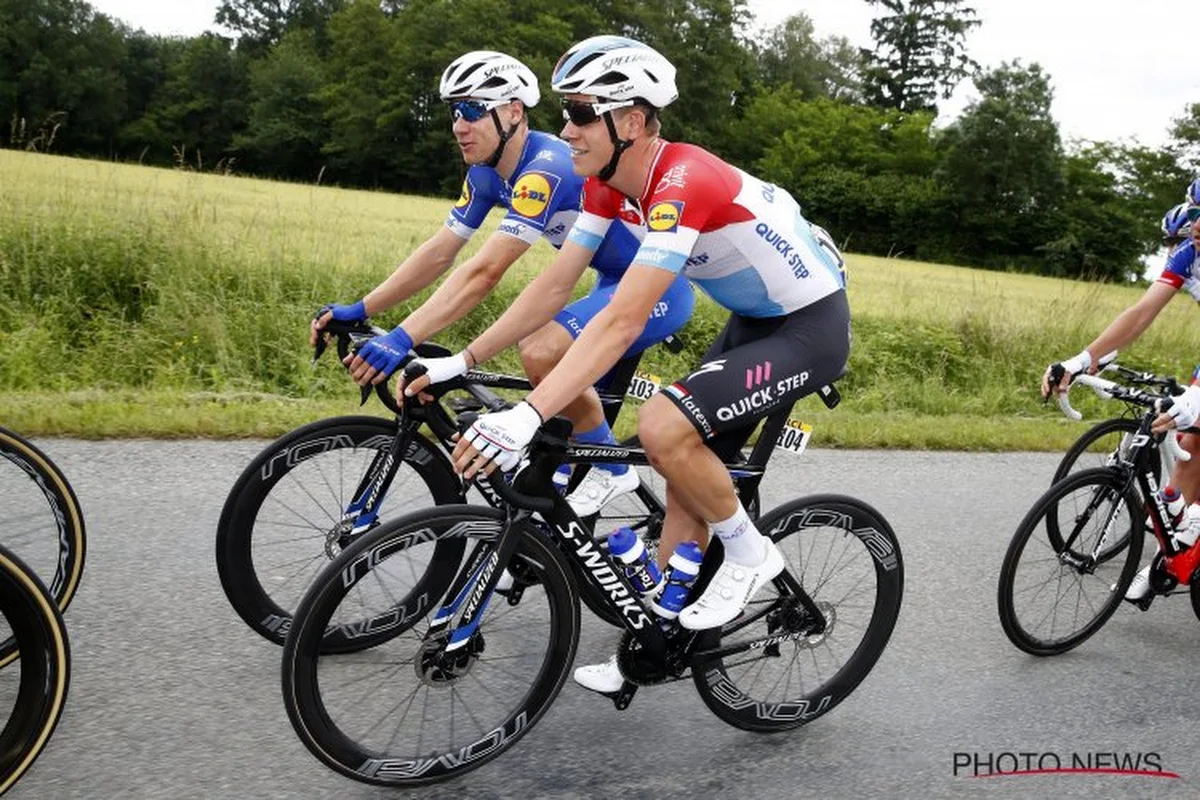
(512, 173, 552, 218)
(647, 201, 684, 232)
(455, 178, 471, 209)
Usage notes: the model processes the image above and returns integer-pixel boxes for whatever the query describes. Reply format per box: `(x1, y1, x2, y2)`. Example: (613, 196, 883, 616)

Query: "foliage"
(861, 0, 980, 114)
(0, 0, 1193, 279)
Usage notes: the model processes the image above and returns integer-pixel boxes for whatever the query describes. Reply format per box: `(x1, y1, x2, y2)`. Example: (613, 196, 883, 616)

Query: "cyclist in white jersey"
(1043, 200, 1200, 604)
(420, 37, 849, 693)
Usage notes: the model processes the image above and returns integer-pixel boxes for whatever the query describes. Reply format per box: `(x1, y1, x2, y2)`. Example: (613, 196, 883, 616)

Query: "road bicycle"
(217, 318, 704, 645)
(279, 363, 903, 786)
(1049, 359, 1181, 485)
(0, 543, 70, 794)
(0, 426, 85, 667)
(998, 374, 1196, 655)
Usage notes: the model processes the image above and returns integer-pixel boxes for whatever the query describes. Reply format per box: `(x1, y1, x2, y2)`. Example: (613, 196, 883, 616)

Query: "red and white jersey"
(566, 141, 845, 317)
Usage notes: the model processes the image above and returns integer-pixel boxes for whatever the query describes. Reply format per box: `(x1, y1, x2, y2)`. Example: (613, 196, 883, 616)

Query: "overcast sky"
(90, 0, 1195, 148)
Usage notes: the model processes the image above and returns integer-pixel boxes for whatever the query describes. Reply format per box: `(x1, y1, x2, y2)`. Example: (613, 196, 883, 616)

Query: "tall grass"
(3, 149, 1200, 444)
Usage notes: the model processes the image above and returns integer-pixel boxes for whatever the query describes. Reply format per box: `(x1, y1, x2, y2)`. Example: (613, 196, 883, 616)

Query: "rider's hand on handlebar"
(1152, 384, 1200, 433)
(452, 401, 543, 478)
(1041, 350, 1093, 399)
(344, 325, 413, 386)
(396, 351, 471, 405)
(311, 300, 367, 347)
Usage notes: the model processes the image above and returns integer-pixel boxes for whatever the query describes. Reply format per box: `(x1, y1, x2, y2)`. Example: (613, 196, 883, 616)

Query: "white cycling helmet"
(552, 36, 678, 109)
(1187, 177, 1200, 207)
(439, 51, 540, 108)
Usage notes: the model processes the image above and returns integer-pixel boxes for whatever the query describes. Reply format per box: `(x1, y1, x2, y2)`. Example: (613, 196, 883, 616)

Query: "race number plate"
(775, 420, 813, 455)
(626, 370, 661, 401)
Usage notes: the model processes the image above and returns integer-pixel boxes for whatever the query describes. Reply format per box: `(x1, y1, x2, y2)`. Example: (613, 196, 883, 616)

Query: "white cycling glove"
(1057, 349, 1092, 378)
(1165, 385, 1200, 430)
(403, 352, 470, 396)
(463, 401, 543, 472)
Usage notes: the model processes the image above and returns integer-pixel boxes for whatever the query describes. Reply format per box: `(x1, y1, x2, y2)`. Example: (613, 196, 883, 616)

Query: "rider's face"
(559, 94, 615, 177)
(450, 100, 517, 165)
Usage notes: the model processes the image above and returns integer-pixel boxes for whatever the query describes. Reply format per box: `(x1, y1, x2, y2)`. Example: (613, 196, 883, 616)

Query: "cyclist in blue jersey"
(314, 50, 694, 515)
(1043, 200, 1200, 604)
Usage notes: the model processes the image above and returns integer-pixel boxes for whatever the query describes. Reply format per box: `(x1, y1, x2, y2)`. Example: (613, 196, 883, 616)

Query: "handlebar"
(1056, 374, 1192, 462)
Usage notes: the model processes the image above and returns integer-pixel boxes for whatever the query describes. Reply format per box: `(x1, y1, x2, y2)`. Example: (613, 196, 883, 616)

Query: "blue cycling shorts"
(553, 273, 695, 356)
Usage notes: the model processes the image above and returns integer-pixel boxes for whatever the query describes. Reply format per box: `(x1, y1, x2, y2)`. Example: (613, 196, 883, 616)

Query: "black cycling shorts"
(660, 290, 850, 460)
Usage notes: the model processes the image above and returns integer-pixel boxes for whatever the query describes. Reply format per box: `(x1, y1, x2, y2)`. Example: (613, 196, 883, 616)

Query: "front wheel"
(0, 545, 71, 794)
(282, 505, 580, 787)
(691, 494, 903, 732)
(998, 468, 1144, 656)
(216, 416, 464, 646)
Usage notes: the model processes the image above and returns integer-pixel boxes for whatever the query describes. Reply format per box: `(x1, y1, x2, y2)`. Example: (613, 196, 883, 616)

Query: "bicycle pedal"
(609, 681, 638, 711)
(1132, 595, 1155, 612)
(502, 585, 525, 606)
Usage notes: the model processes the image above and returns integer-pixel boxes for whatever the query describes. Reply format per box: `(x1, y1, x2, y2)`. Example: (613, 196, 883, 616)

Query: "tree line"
(4, 0, 1198, 280)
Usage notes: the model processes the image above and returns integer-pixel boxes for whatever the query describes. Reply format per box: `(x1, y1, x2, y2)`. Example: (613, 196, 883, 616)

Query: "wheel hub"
(415, 633, 486, 686)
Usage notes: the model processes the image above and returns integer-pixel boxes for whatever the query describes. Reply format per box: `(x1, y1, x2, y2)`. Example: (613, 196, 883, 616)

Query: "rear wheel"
(1053, 417, 1151, 484)
(0, 428, 85, 667)
(998, 468, 1144, 656)
(691, 495, 903, 732)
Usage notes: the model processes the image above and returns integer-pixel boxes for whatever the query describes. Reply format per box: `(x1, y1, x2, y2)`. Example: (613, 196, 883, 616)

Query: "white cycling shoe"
(1124, 565, 1152, 602)
(573, 655, 624, 694)
(679, 539, 785, 630)
(566, 467, 640, 517)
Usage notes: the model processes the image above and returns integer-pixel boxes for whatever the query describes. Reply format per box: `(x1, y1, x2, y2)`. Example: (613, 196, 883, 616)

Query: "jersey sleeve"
(632, 158, 722, 274)
(566, 177, 619, 253)
(1157, 243, 1195, 290)
(445, 167, 496, 240)
(494, 166, 575, 245)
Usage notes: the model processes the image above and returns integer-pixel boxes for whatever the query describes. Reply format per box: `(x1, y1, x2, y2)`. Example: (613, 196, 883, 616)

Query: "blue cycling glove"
(357, 326, 414, 378)
(321, 300, 368, 322)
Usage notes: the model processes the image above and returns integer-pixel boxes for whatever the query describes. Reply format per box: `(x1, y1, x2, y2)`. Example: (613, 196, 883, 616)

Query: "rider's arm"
(394, 231, 532, 345)
(465, 241, 593, 365)
(1082, 282, 1175, 362)
(362, 226, 469, 316)
(525, 265, 679, 419)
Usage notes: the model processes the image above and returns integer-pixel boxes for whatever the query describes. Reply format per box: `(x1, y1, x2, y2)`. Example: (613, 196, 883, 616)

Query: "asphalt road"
(9, 440, 1200, 799)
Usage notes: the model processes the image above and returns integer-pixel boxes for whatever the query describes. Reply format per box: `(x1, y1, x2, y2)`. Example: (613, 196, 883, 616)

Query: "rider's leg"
(519, 322, 607, 432)
(1124, 434, 1200, 602)
(640, 395, 768, 565)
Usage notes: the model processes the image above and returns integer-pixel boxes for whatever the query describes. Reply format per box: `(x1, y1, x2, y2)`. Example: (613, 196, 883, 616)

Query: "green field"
(3, 149, 1199, 448)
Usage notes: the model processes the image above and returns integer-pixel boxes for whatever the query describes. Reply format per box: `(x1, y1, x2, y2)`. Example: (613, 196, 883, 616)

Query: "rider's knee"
(518, 334, 564, 383)
(639, 396, 698, 462)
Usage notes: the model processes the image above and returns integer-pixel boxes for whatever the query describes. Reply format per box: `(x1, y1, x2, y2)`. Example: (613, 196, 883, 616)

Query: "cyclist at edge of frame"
(1042, 196, 1200, 605)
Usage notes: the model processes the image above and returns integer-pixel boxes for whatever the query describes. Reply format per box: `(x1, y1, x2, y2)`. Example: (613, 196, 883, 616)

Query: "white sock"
(710, 504, 767, 566)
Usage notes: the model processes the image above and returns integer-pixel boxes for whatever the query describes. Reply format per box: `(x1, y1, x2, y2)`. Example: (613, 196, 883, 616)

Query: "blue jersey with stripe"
(444, 130, 638, 278)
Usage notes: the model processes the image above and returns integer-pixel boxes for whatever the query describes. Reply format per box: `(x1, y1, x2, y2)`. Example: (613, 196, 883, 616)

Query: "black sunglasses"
(561, 98, 634, 127)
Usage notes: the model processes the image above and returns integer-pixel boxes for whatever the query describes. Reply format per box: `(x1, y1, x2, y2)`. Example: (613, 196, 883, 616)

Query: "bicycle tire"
(998, 468, 1144, 656)
(691, 494, 903, 732)
(0, 427, 85, 667)
(1052, 417, 1154, 485)
(282, 505, 579, 787)
(0, 545, 71, 794)
(216, 416, 464, 646)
